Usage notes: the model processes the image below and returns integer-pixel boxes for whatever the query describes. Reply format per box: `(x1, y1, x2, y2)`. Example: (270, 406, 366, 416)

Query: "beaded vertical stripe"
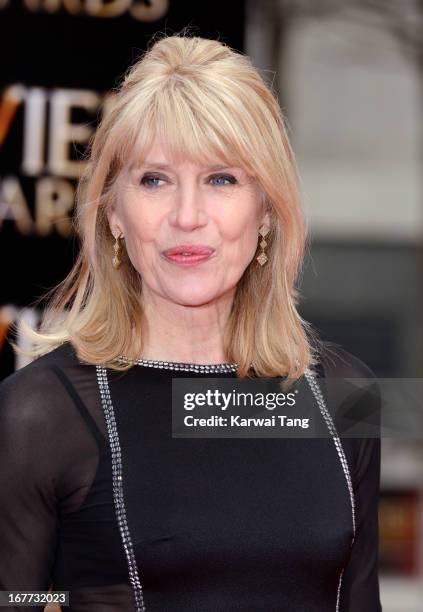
(304, 368, 356, 612)
(96, 365, 146, 612)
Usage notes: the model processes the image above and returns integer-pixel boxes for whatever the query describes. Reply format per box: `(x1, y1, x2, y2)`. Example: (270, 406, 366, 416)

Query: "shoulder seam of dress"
(50, 364, 106, 451)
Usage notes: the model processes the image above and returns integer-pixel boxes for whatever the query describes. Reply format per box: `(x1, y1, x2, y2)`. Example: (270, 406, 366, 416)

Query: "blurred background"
(1, 1, 422, 610)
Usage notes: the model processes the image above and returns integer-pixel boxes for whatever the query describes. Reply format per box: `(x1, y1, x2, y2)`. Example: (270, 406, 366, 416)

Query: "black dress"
(0, 340, 382, 611)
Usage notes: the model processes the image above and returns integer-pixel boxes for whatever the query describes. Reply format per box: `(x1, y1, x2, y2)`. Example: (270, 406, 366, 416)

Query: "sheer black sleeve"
(340, 433, 382, 611)
(317, 342, 383, 612)
(0, 357, 101, 611)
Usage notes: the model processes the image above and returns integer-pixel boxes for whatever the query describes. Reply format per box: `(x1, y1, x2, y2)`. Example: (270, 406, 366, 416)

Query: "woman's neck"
(139, 290, 234, 364)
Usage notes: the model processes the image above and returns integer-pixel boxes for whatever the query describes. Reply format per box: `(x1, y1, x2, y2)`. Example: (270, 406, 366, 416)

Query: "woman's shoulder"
(0, 341, 101, 513)
(312, 339, 377, 380)
(0, 341, 88, 425)
(311, 339, 381, 420)
(312, 340, 381, 447)
(1, 341, 84, 385)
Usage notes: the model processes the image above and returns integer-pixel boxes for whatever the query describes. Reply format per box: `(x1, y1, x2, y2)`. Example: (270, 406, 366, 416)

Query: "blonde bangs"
(124, 77, 264, 180)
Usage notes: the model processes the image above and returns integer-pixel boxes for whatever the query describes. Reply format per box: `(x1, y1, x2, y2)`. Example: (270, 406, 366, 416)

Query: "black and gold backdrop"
(0, 0, 246, 375)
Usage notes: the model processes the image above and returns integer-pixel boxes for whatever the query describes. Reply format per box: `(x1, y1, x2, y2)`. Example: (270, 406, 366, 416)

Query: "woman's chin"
(166, 287, 222, 307)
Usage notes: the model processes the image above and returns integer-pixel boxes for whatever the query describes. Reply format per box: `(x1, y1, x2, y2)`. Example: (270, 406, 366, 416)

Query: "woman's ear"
(261, 209, 271, 231)
(259, 190, 272, 229)
(106, 207, 121, 237)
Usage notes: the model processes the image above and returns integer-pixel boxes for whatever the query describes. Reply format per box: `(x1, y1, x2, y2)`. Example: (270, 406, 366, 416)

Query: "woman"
(0, 34, 382, 611)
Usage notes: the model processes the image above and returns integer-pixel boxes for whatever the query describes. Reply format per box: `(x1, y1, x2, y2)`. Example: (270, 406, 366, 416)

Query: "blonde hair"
(14, 32, 320, 380)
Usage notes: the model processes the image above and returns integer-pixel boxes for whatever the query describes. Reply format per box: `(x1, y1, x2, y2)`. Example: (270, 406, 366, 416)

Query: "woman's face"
(107, 137, 270, 308)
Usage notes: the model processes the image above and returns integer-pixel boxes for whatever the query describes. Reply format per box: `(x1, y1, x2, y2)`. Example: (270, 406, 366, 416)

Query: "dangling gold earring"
(256, 224, 269, 266)
(112, 229, 123, 269)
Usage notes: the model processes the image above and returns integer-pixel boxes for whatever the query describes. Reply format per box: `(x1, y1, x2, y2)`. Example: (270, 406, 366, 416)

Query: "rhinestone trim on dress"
(96, 365, 146, 612)
(95, 360, 355, 612)
(304, 368, 356, 612)
(115, 355, 239, 373)
(336, 567, 345, 611)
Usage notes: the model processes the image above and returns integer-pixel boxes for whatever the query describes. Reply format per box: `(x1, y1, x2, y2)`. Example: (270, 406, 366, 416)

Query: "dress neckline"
(115, 355, 239, 374)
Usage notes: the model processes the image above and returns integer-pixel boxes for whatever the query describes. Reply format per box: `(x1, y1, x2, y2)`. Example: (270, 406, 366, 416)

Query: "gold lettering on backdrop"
(0, 176, 76, 236)
(48, 88, 100, 178)
(35, 177, 74, 237)
(0, 176, 34, 234)
(3, 85, 103, 179)
(22, 87, 48, 176)
(23, 0, 77, 12)
(8, 0, 169, 20)
(0, 85, 111, 236)
(0, 85, 25, 150)
(130, 0, 168, 21)
(21, 0, 61, 11)
(82, 0, 132, 17)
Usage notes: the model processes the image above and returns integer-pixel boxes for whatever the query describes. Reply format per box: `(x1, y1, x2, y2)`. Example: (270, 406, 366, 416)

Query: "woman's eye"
(140, 174, 166, 188)
(139, 173, 237, 188)
(209, 174, 237, 186)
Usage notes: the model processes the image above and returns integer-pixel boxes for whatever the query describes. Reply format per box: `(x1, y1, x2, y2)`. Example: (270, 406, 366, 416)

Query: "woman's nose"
(169, 184, 207, 230)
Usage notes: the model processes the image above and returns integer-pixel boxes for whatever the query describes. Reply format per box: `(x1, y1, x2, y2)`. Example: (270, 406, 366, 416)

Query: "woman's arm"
(0, 359, 97, 612)
(339, 435, 382, 611)
(0, 365, 64, 611)
(317, 341, 383, 611)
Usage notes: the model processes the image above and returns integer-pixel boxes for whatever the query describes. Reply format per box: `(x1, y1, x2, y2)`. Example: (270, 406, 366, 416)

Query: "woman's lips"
(161, 245, 215, 266)
(162, 252, 214, 266)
